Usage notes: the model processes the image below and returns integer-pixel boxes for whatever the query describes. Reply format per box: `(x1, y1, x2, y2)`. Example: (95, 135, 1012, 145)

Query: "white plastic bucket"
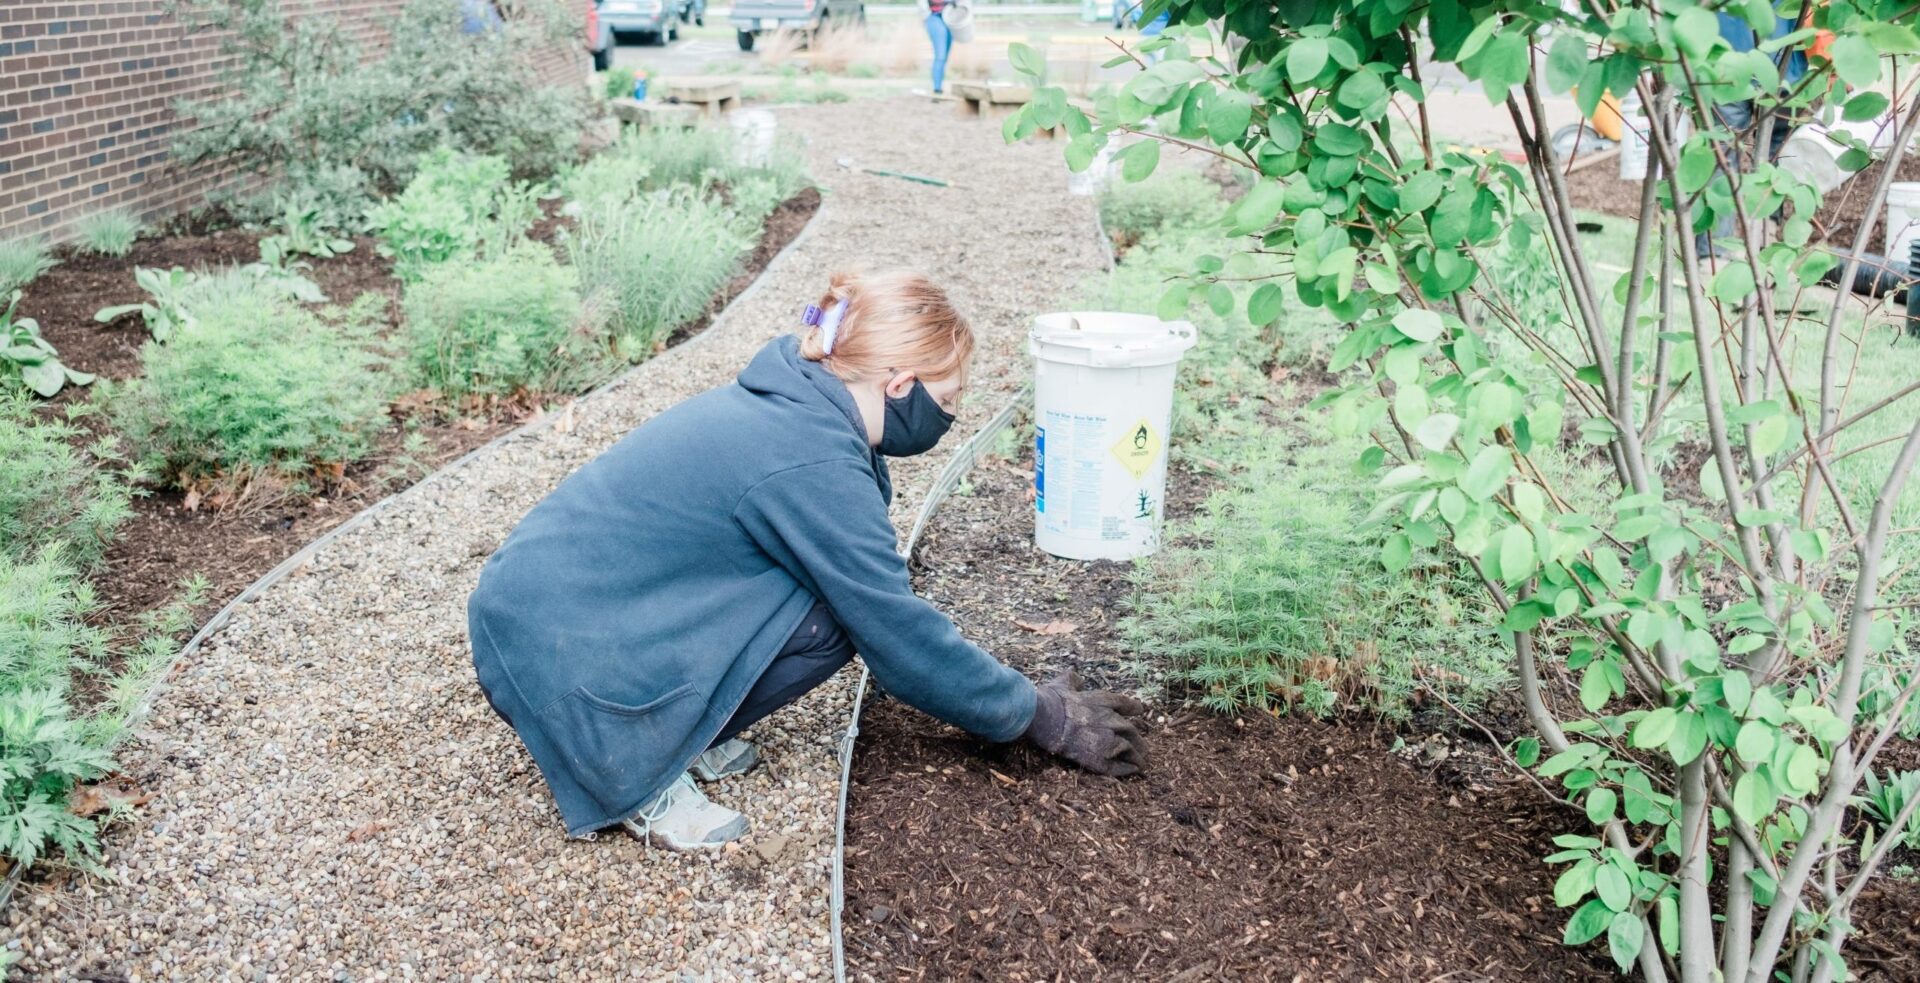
(1780, 118, 1895, 195)
(1885, 182, 1920, 263)
(730, 109, 777, 167)
(1030, 312, 1197, 561)
(1618, 96, 1651, 181)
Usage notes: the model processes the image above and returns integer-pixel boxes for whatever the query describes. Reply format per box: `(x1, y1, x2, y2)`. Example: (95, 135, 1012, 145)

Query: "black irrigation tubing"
(828, 186, 1110, 983)
(0, 196, 827, 915)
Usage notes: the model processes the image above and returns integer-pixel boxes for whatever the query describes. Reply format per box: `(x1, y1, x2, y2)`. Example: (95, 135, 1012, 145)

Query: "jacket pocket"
(537, 683, 705, 815)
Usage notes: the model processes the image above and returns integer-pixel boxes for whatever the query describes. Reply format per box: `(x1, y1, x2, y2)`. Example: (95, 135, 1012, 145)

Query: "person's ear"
(884, 370, 918, 399)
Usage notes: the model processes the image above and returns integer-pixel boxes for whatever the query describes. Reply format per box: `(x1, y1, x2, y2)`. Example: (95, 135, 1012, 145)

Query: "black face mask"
(877, 377, 956, 457)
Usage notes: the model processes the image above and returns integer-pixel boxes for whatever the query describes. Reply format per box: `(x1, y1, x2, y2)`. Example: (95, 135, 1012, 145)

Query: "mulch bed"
(843, 440, 1621, 981)
(1562, 151, 1920, 257)
(18, 187, 821, 633)
(843, 428, 1920, 980)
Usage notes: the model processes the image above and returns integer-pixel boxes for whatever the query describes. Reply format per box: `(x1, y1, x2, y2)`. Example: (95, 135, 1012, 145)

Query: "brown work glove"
(1022, 671, 1149, 777)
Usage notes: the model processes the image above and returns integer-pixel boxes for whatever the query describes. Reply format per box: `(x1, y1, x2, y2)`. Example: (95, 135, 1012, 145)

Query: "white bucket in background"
(1779, 118, 1896, 196)
(1885, 182, 1920, 263)
(731, 109, 777, 167)
(1067, 143, 1118, 197)
(1618, 96, 1651, 181)
(1030, 312, 1197, 561)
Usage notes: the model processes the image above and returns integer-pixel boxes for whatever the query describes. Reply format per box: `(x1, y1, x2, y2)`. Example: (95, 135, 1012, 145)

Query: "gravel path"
(3, 97, 1107, 980)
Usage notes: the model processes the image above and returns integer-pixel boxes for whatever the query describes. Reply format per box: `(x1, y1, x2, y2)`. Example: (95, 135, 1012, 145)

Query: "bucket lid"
(1029, 311, 1197, 368)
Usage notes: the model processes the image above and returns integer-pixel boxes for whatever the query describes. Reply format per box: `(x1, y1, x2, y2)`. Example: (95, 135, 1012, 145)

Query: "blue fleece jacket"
(468, 335, 1037, 835)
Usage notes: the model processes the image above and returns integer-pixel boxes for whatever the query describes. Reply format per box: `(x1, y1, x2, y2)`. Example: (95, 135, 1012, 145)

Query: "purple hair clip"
(803, 300, 847, 354)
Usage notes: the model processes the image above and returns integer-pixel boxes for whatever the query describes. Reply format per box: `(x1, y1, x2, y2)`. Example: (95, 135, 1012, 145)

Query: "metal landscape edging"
(0, 197, 826, 915)
(830, 170, 1111, 983)
(829, 389, 1027, 983)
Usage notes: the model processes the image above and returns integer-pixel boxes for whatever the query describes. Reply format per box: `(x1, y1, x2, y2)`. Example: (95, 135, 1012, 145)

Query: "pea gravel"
(4, 97, 1108, 980)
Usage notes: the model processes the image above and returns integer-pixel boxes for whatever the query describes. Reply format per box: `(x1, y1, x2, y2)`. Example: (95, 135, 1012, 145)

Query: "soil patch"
(1562, 153, 1920, 259)
(843, 444, 1617, 981)
(19, 189, 820, 632)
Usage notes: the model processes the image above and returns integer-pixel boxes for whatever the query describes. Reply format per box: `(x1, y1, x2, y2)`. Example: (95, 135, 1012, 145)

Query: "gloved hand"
(1022, 671, 1149, 777)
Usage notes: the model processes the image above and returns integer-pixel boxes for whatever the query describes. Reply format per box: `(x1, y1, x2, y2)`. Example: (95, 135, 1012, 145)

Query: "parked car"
(729, 0, 864, 52)
(586, 0, 614, 69)
(597, 0, 678, 47)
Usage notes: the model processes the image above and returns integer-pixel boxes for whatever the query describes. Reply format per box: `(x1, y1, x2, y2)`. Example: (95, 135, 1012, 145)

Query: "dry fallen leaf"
(181, 487, 202, 512)
(70, 783, 153, 818)
(347, 821, 389, 843)
(988, 769, 1017, 787)
(1014, 619, 1076, 636)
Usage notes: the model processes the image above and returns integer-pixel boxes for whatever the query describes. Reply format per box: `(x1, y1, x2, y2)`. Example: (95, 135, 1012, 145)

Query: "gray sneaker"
(690, 738, 761, 782)
(622, 773, 748, 851)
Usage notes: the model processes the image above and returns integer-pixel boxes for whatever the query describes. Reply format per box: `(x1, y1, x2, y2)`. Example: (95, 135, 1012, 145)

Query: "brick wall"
(0, 2, 589, 243)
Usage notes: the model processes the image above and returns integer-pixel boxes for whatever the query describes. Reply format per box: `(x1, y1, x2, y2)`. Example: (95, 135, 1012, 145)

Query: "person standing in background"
(919, 0, 954, 97)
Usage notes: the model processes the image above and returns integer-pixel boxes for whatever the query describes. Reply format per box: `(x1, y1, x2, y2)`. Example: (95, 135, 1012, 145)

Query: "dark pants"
(710, 601, 854, 746)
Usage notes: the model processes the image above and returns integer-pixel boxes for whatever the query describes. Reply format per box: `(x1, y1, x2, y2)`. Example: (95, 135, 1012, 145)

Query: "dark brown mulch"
(1562, 151, 1920, 261)
(843, 442, 1616, 982)
(19, 189, 821, 632)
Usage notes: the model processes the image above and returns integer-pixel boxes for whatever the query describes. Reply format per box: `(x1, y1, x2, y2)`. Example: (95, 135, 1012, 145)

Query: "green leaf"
(1673, 6, 1721, 60)
(1206, 282, 1234, 316)
(1119, 139, 1162, 182)
(1393, 308, 1444, 342)
(1008, 42, 1045, 80)
(1247, 283, 1285, 325)
(1336, 70, 1387, 112)
(1668, 712, 1709, 766)
(1499, 525, 1537, 585)
(1514, 737, 1540, 767)
(1581, 663, 1614, 712)
(1711, 262, 1756, 303)
(1206, 89, 1254, 143)
(1678, 143, 1717, 195)
(1784, 743, 1821, 794)
(1414, 413, 1460, 452)
(1752, 414, 1789, 458)
(1658, 894, 1680, 955)
(1608, 911, 1646, 973)
(1633, 707, 1679, 749)
(1595, 863, 1631, 912)
(1830, 35, 1881, 89)
(1555, 860, 1597, 907)
(1460, 446, 1512, 501)
(1844, 91, 1891, 123)
(1564, 899, 1614, 945)
(1586, 788, 1618, 824)
(1229, 180, 1285, 235)
(1546, 34, 1587, 93)
(1733, 770, 1774, 824)
(1287, 39, 1329, 86)
(1381, 533, 1413, 574)
(1722, 672, 1752, 715)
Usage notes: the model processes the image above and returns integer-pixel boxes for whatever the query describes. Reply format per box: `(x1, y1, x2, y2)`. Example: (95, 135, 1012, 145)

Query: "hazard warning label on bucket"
(1109, 418, 1162, 480)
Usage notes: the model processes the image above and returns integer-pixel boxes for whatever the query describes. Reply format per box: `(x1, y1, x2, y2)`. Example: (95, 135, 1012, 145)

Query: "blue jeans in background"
(926, 12, 952, 94)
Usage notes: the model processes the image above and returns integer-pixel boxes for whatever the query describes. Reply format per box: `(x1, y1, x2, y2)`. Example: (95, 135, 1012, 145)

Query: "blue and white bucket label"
(1033, 427, 1045, 513)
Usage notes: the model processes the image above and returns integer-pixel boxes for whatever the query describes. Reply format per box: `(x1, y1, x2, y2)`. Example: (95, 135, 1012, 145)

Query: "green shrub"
(602, 66, 637, 100)
(404, 241, 602, 399)
(72, 210, 140, 258)
(0, 239, 56, 295)
(172, 0, 591, 222)
(1097, 167, 1225, 251)
(4, 290, 95, 398)
(0, 550, 204, 873)
(368, 148, 544, 280)
(110, 282, 391, 502)
(0, 396, 134, 568)
(564, 190, 753, 360)
(611, 124, 810, 200)
(1857, 769, 1920, 854)
(1124, 436, 1510, 721)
